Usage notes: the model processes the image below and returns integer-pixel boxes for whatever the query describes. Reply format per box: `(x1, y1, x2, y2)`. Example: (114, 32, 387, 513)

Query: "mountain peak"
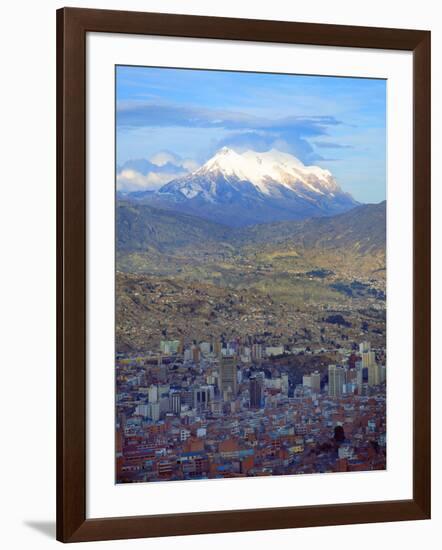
(218, 146, 236, 155)
(195, 147, 339, 196)
(150, 147, 359, 226)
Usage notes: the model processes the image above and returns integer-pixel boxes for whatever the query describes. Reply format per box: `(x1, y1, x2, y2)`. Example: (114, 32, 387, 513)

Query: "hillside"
(116, 201, 386, 352)
(116, 200, 385, 314)
(238, 201, 385, 254)
(117, 200, 386, 258)
(117, 202, 231, 253)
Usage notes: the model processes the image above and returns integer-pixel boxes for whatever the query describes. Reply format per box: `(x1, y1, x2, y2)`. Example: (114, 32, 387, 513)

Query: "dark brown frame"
(57, 7, 431, 542)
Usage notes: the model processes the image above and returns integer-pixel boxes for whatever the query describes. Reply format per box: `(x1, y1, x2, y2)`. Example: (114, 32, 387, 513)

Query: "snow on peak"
(218, 146, 236, 155)
(197, 147, 339, 196)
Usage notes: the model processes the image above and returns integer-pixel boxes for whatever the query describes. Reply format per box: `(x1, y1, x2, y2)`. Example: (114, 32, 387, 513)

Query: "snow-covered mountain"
(162, 147, 341, 199)
(128, 148, 359, 226)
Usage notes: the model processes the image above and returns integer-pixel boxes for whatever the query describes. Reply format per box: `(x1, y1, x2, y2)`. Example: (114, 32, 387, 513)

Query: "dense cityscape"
(116, 337, 386, 483)
(115, 67, 387, 485)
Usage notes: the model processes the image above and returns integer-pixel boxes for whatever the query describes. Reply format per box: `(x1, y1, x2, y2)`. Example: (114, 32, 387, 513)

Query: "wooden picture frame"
(57, 7, 431, 542)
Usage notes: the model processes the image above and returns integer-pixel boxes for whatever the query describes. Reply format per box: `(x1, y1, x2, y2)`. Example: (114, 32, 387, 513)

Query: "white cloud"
(117, 150, 201, 192)
(149, 150, 200, 173)
(181, 158, 199, 172)
(116, 168, 185, 192)
(149, 150, 181, 167)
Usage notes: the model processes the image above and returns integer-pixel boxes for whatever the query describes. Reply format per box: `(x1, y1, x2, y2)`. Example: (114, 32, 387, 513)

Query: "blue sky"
(116, 65, 386, 203)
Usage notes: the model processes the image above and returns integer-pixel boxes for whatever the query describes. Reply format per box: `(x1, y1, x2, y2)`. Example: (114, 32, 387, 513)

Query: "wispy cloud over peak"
(116, 102, 344, 166)
(116, 101, 341, 134)
(314, 141, 354, 149)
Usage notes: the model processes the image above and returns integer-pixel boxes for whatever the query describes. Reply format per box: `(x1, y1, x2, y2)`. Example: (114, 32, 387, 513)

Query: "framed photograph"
(57, 7, 431, 542)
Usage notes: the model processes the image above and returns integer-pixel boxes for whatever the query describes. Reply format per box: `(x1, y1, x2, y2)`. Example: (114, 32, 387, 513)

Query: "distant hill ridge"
(117, 200, 386, 257)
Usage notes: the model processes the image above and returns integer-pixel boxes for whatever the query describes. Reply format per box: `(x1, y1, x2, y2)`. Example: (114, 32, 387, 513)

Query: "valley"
(116, 201, 386, 353)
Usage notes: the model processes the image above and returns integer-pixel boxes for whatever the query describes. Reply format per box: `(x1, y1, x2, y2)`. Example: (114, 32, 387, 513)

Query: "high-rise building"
(360, 342, 376, 370)
(148, 401, 160, 422)
(241, 346, 251, 363)
(362, 350, 376, 369)
(355, 360, 364, 394)
(210, 399, 223, 416)
(193, 385, 212, 409)
(303, 371, 321, 392)
(328, 365, 345, 397)
(380, 365, 387, 384)
(310, 371, 321, 392)
(368, 362, 382, 386)
(181, 390, 194, 408)
(199, 341, 211, 356)
(135, 404, 149, 417)
(346, 368, 357, 384)
(160, 339, 181, 354)
(148, 384, 159, 404)
(159, 396, 170, 414)
(213, 339, 222, 358)
(191, 345, 201, 364)
(359, 341, 371, 354)
(251, 343, 263, 362)
(219, 357, 238, 396)
(157, 364, 167, 382)
(169, 392, 181, 414)
(249, 376, 263, 408)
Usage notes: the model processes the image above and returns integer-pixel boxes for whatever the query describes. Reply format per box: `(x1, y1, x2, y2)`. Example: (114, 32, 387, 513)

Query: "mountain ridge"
(117, 200, 386, 258)
(121, 147, 359, 226)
